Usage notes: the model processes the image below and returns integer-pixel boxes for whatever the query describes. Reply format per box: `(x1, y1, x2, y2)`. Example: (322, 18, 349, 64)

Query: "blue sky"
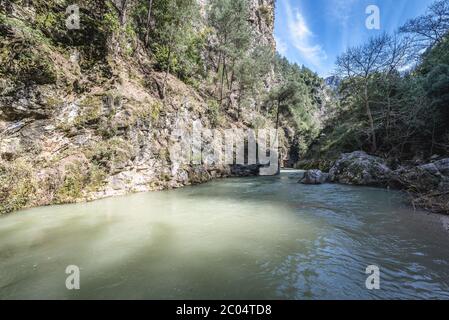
(274, 0, 435, 76)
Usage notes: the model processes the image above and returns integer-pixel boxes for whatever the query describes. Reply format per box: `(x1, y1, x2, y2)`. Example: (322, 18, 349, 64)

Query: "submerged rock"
(329, 151, 392, 186)
(300, 169, 329, 184)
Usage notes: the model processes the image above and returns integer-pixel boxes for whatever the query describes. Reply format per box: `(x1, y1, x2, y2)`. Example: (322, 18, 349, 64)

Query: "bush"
(54, 162, 86, 203)
(0, 159, 36, 215)
(54, 161, 108, 204)
(207, 99, 223, 127)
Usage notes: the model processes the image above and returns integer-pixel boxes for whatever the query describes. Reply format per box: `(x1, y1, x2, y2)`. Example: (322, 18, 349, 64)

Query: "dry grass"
(411, 191, 449, 215)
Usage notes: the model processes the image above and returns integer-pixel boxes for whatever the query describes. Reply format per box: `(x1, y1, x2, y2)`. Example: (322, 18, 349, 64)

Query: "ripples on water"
(0, 170, 448, 299)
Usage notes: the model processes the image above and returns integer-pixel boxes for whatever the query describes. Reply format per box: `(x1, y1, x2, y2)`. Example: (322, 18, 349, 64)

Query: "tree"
(315, 0, 449, 161)
(208, 0, 252, 104)
(143, 0, 154, 47)
(424, 64, 449, 140)
(400, 0, 449, 47)
(336, 34, 394, 152)
(233, 45, 273, 116)
(110, 0, 132, 26)
(148, 0, 203, 98)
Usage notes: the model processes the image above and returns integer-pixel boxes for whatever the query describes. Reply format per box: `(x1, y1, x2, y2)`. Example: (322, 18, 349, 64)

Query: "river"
(1, 170, 448, 299)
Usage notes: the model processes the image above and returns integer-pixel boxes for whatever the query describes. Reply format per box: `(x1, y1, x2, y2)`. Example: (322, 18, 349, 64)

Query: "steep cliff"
(0, 0, 280, 214)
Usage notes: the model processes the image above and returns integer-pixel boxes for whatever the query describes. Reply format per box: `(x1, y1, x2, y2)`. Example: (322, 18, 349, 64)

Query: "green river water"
(1, 170, 448, 299)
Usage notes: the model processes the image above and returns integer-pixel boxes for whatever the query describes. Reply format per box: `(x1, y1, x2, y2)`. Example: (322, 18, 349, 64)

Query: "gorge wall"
(0, 0, 280, 214)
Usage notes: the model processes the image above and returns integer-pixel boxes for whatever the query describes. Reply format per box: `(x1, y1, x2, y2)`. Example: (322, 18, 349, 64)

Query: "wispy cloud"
(283, 0, 327, 70)
(275, 36, 288, 55)
(328, 0, 357, 26)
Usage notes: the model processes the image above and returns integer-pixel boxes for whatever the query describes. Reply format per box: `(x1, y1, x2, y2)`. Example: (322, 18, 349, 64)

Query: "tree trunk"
(214, 52, 222, 98)
(144, 0, 154, 47)
(220, 57, 227, 104)
(237, 91, 242, 120)
(161, 25, 177, 100)
(386, 87, 391, 142)
(364, 84, 377, 153)
(431, 117, 436, 155)
(162, 45, 172, 100)
(118, 0, 128, 26)
(275, 98, 281, 172)
(275, 98, 280, 131)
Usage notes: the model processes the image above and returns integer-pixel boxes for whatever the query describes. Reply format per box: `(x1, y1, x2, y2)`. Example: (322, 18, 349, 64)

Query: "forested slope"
(301, 0, 449, 213)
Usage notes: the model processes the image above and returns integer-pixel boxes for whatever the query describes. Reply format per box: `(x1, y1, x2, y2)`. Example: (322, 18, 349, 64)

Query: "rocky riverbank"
(299, 151, 449, 214)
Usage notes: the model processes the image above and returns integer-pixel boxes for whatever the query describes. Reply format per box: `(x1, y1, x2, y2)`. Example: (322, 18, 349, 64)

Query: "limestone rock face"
(0, 1, 280, 214)
(300, 170, 329, 185)
(248, 0, 276, 49)
(0, 84, 57, 121)
(329, 151, 392, 186)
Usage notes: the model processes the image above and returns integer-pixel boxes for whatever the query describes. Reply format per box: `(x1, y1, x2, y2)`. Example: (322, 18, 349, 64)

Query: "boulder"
(230, 164, 261, 177)
(0, 86, 56, 121)
(392, 158, 449, 192)
(300, 169, 329, 184)
(329, 151, 392, 186)
(434, 158, 449, 176)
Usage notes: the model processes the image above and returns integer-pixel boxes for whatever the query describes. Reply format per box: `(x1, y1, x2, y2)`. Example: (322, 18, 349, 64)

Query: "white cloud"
(283, 0, 327, 69)
(275, 36, 288, 55)
(328, 0, 357, 26)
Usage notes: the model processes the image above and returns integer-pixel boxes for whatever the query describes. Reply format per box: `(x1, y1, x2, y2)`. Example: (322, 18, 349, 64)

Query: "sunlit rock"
(329, 151, 392, 186)
(299, 169, 329, 184)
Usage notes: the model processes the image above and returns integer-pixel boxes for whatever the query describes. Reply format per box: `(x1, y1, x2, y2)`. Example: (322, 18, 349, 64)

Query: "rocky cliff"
(0, 0, 279, 214)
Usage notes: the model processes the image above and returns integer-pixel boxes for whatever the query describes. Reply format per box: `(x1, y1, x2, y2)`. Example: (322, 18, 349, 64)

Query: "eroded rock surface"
(300, 169, 329, 184)
(329, 151, 392, 186)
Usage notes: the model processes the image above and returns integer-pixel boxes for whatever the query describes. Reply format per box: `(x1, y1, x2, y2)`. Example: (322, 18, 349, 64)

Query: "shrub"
(54, 162, 86, 203)
(0, 159, 36, 215)
(207, 99, 223, 127)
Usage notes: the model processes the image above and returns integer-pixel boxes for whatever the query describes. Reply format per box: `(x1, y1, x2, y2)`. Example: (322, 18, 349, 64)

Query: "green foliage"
(266, 54, 324, 156)
(250, 115, 268, 130)
(54, 161, 108, 204)
(207, 99, 223, 127)
(55, 162, 86, 203)
(153, 44, 180, 73)
(1, 1, 112, 73)
(73, 96, 104, 128)
(1, 44, 58, 85)
(424, 63, 449, 136)
(258, 5, 273, 27)
(315, 19, 449, 160)
(0, 159, 36, 215)
(0, 14, 58, 84)
(149, 101, 162, 122)
(103, 2, 121, 34)
(313, 1, 448, 160)
(418, 37, 449, 74)
(84, 137, 135, 173)
(208, 0, 252, 58)
(235, 45, 274, 96)
(177, 28, 209, 82)
(135, 0, 206, 83)
(86, 164, 108, 193)
(208, 0, 261, 104)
